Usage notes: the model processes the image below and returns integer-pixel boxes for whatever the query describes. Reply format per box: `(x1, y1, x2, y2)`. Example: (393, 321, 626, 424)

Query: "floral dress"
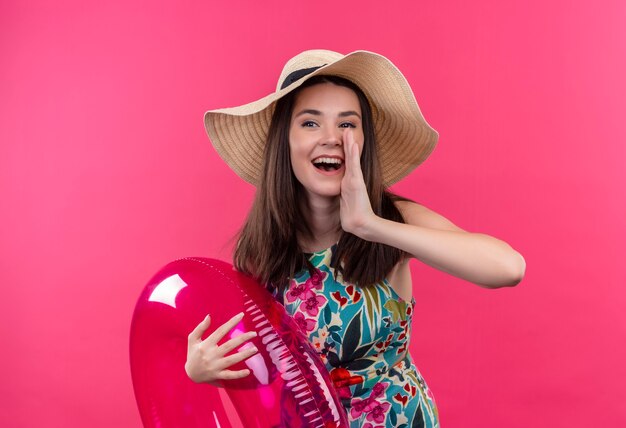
(273, 245, 439, 428)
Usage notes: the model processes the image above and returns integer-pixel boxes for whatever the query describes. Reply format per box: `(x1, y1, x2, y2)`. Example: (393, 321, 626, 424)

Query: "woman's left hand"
(340, 129, 377, 238)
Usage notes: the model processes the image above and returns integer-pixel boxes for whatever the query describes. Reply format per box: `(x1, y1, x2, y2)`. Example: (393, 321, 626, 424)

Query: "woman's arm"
(360, 201, 525, 288)
(340, 129, 525, 288)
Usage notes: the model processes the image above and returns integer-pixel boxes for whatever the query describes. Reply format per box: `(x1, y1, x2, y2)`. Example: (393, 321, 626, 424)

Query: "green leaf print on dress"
(277, 244, 439, 428)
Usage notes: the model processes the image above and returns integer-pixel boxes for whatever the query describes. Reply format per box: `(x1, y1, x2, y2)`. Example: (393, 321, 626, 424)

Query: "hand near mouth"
(339, 129, 376, 238)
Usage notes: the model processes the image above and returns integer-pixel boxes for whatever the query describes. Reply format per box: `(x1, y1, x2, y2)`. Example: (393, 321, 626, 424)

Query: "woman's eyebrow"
(338, 110, 361, 119)
(294, 109, 361, 119)
(294, 109, 321, 118)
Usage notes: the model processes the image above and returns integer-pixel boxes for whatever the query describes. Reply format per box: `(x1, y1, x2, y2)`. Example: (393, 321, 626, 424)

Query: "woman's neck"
(299, 195, 341, 252)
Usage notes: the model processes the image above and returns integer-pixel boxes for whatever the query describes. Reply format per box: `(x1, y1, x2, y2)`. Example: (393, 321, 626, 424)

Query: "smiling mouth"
(312, 156, 343, 171)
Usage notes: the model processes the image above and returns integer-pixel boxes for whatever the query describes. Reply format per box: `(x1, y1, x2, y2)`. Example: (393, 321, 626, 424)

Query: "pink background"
(2, 0, 625, 427)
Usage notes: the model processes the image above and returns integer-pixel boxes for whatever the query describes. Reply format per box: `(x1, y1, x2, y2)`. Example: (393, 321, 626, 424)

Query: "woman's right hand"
(185, 312, 258, 386)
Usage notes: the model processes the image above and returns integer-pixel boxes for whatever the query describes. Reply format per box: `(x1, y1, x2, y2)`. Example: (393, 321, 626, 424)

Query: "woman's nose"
(320, 128, 343, 146)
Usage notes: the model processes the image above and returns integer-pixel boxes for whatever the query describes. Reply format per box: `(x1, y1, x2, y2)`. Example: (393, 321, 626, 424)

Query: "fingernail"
(250, 346, 258, 353)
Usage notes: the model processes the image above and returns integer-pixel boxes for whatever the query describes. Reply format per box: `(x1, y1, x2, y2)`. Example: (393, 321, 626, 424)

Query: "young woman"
(186, 50, 526, 427)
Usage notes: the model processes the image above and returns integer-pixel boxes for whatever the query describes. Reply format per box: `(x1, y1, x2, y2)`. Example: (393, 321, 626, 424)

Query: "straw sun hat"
(204, 50, 438, 186)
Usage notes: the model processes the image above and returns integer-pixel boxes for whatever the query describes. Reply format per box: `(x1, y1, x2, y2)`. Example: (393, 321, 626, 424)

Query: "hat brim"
(204, 50, 438, 186)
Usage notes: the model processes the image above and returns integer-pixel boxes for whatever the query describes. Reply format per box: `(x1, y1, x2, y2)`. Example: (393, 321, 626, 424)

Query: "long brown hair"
(234, 75, 407, 290)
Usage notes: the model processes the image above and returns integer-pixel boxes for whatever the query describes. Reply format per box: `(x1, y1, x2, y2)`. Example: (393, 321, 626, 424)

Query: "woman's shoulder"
(393, 199, 465, 232)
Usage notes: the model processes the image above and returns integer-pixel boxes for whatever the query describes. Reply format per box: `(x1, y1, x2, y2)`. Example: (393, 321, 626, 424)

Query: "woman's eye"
(302, 121, 318, 127)
(339, 122, 356, 128)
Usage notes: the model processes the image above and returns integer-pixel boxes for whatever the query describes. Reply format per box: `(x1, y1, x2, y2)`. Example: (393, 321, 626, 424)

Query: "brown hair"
(234, 75, 407, 290)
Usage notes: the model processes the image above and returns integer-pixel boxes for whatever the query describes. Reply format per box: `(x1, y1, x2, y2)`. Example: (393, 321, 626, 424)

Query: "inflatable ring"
(130, 257, 349, 427)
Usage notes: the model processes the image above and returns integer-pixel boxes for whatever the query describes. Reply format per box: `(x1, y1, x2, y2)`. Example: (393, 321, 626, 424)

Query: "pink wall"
(1, 0, 624, 426)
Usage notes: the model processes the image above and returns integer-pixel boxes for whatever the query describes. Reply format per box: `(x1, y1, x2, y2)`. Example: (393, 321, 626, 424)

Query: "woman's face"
(288, 82, 365, 201)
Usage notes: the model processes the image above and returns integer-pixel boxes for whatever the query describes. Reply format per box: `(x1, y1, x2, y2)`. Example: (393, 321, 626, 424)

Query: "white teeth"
(312, 157, 343, 165)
